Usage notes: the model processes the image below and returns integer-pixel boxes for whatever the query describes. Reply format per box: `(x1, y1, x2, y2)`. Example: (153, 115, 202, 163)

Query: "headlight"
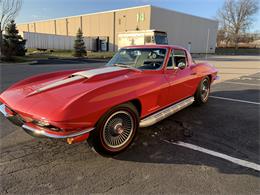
(33, 119, 50, 127)
(32, 119, 61, 132)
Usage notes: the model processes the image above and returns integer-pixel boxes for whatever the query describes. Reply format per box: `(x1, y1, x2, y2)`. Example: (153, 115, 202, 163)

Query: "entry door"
(164, 49, 194, 103)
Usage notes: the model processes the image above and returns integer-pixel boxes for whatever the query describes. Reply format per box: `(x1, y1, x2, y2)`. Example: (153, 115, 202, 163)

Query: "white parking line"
(239, 77, 253, 80)
(210, 95, 260, 105)
(224, 81, 260, 86)
(164, 140, 260, 172)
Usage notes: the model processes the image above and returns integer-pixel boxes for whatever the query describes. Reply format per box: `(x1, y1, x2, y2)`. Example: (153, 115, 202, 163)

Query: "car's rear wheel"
(194, 76, 210, 105)
(88, 103, 139, 156)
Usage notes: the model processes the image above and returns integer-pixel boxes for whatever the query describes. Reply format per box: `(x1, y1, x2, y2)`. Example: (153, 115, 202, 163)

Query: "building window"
(137, 13, 145, 22)
(145, 36, 152, 44)
(140, 13, 145, 21)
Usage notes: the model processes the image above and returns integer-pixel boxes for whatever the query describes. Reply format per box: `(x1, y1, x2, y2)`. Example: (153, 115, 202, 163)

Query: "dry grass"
(1, 50, 115, 62)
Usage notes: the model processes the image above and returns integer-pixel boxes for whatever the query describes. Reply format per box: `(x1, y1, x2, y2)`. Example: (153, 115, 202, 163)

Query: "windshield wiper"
(113, 64, 142, 71)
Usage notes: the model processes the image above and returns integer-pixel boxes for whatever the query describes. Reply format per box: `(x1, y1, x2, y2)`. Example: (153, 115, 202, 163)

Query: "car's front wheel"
(194, 76, 210, 105)
(88, 103, 139, 156)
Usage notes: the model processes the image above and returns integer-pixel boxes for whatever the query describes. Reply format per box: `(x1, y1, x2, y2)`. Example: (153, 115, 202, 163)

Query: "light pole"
(123, 15, 127, 31)
(205, 28, 210, 60)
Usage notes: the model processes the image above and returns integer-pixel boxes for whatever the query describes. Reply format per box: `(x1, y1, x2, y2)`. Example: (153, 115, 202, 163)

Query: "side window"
(167, 52, 174, 68)
(167, 52, 176, 69)
(173, 49, 187, 68)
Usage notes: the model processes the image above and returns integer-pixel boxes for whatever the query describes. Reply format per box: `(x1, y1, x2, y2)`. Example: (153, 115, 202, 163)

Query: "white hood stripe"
(29, 75, 83, 95)
(29, 67, 125, 95)
(72, 66, 124, 78)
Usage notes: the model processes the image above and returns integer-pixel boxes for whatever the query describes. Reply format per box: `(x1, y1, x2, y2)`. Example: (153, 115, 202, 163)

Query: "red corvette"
(0, 45, 218, 155)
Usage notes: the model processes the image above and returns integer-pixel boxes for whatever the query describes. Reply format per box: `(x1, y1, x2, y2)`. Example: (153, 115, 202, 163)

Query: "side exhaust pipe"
(139, 97, 194, 128)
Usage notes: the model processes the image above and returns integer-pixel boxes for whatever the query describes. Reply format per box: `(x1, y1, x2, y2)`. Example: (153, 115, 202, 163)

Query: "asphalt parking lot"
(0, 55, 259, 194)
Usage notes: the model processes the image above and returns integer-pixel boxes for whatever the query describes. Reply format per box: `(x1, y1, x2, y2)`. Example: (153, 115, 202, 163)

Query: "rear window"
(174, 50, 186, 56)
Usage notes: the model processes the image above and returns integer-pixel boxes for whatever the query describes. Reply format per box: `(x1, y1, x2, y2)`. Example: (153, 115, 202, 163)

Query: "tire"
(194, 76, 210, 105)
(87, 103, 139, 156)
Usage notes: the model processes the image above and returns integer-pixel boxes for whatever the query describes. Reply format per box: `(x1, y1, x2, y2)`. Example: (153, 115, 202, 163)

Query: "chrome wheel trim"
(102, 111, 134, 149)
(201, 79, 210, 101)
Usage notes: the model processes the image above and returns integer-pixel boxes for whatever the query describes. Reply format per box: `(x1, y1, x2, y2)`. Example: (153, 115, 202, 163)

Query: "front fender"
(61, 73, 164, 128)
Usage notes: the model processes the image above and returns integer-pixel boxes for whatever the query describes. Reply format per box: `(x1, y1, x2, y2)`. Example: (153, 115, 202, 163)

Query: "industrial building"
(17, 5, 218, 53)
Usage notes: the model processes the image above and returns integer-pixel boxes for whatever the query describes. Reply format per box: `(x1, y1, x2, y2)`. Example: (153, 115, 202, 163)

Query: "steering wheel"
(152, 62, 161, 68)
(142, 61, 161, 69)
(149, 52, 158, 59)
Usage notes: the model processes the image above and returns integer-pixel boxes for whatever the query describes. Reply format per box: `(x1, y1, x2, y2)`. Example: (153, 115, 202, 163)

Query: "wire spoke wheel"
(88, 103, 138, 155)
(201, 79, 210, 101)
(194, 76, 211, 105)
(102, 111, 134, 149)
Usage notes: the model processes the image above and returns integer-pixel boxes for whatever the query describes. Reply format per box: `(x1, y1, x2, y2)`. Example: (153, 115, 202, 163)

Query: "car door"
(164, 49, 195, 103)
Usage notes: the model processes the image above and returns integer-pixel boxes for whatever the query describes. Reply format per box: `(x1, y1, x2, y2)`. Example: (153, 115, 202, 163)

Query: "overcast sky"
(16, 0, 259, 31)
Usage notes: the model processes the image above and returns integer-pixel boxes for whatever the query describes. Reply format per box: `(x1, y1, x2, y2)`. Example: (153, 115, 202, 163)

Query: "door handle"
(191, 72, 197, 75)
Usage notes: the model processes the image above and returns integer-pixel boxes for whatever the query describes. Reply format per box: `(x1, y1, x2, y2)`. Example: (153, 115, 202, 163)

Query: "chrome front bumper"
(0, 104, 10, 117)
(22, 124, 94, 139)
(0, 104, 24, 126)
(0, 103, 94, 139)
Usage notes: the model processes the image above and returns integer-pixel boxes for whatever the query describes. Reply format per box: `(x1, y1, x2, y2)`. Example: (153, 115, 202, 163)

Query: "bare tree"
(0, 0, 22, 56)
(217, 0, 259, 49)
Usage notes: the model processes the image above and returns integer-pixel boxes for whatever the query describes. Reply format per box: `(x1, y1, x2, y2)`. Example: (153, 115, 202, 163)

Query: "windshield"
(106, 48, 167, 70)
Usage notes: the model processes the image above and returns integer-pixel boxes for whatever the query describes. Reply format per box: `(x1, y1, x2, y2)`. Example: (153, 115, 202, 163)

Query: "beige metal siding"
(67, 17, 81, 36)
(81, 15, 91, 36)
(17, 24, 29, 36)
(16, 5, 217, 53)
(115, 7, 150, 32)
(81, 7, 151, 51)
(28, 23, 36, 32)
(17, 5, 151, 51)
(35, 21, 56, 34)
(114, 6, 151, 50)
(55, 19, 67, 35)
(150, 6, 218, 53)
(82, 13, 114, 37)
(81, 12, 114, 50)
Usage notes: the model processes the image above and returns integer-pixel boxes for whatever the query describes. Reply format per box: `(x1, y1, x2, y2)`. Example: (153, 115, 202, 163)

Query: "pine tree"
(2, 20, 26, 60)
(74, 28, 86, 57)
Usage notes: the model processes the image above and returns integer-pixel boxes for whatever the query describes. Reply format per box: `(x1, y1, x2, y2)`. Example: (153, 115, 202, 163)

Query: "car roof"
(122, 44, 187, 51)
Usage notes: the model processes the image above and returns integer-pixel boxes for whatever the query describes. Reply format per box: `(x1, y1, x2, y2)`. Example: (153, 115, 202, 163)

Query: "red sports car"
(0, 45, 218, 155)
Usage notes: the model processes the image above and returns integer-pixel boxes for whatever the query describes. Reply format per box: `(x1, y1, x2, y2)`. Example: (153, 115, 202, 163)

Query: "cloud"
(30, 8, 48, 20)
(31, 14, 47, 20)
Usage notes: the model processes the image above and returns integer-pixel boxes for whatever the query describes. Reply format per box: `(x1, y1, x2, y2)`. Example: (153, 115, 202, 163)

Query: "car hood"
(0, 66, 139, 121)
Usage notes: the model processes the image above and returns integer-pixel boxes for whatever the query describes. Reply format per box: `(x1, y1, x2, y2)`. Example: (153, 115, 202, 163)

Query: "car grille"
(7, 113, 25, 126)
(2, 105, 25, 126)
(1, 104, 61, 132)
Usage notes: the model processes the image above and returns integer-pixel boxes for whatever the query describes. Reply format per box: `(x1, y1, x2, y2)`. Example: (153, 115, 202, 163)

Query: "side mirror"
(177, 62, 186, 70)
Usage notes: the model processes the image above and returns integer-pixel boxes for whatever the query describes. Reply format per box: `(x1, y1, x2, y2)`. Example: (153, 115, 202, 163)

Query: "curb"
(28, 60, 38, 65)
(0, 60, 38, 65)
